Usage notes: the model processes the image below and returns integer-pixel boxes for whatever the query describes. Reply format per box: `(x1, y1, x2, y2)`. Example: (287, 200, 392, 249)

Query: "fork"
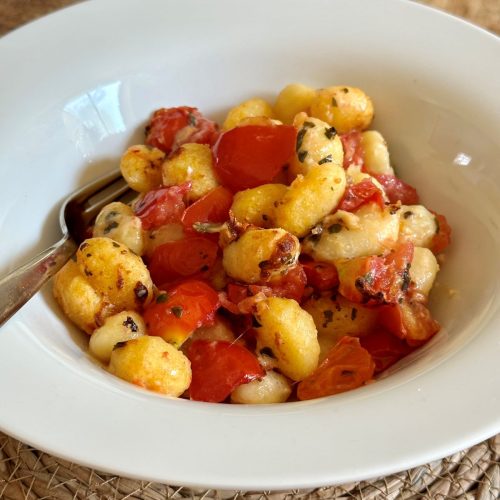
(0, 169, 131, 327)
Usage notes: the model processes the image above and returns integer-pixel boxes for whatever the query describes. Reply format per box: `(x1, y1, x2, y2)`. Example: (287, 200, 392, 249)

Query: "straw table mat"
(1, 0, 499, 498)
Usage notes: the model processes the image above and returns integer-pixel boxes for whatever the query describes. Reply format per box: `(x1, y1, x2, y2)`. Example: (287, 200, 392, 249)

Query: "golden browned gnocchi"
(120, 144, 165, 193)
(109, 336, 191, 396)
(54, 83, 450, 404)
(309, 85, 374, 133)
(222, 227, 300, 283)
(162, 143, 218, 201)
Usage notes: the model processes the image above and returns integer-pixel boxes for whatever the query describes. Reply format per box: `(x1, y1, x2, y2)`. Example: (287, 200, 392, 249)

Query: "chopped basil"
(331, 97, 338, 107)
(403, 210, 413, 219)
(296, 127, 308, 152)
(325, 126, 337, 139)
(103, 220, 119, 234)
(188, 112, 197, 126)
(123, 316, 139, 332)
(171, 306, 183, 318)
(298, 150, 308, 162)
(156, 293, 169, 303)
(322, 309, 334, 328)
(318, 154, 333, 165)
(328, 223, 342, 234)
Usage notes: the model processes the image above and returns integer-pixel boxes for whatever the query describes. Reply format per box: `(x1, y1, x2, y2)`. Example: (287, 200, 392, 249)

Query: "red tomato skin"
(145, 107, 219, 154)
(359, 329, 413, 373)
(144, 280, 220, 345)
(188, 340, 265, 402)
(148, 237, 219, 286)
(340, 131, 364, 169)
(297, 336, 375, 400)
(302, 260, 339, 291)
(134, 184, 190, 230)
(181, 186, 233, 233)
(212, 125, 296, 192)
(430, 212, 452, 254)
(337, 178, 385, 212)
(337, 242, 414, 305)
(267, 265, 307, 302)
(374, 174, 419, 205)
(378, 300, 440, 345)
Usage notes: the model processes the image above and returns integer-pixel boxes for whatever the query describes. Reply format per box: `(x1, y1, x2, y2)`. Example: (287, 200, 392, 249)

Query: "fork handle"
(0, 235, 78, 327)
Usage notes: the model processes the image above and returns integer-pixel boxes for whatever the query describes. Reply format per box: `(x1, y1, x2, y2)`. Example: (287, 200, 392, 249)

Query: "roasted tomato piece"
(267, 264, 307, 302)
(188, 340, 265, 402)
(302, 260, 339, 291)
(297, 336, 375, 400)
(181, 186, 233, 233)
(340, 131, 364, 169)
(145, 106, 219, 154)
(134, 183, 190, 230)
(430, 212, 452, 254)
(148, 237, 219, 286)
(213, 124, 296, 192)
(378, 300, 440, 346)
(359, 329, 413, 373)
(337, 178, 385, 212)
(374, 174, 419, 205)
(337, 242, 414, 305)
(144, 280, 220, 347)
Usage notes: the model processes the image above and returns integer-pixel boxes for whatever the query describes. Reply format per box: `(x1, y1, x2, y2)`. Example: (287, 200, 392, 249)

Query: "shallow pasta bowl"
(0, 0, 499, 490)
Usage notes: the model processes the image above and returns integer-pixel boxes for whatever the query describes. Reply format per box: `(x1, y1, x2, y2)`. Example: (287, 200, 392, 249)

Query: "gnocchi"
(53, 82, 451, 404)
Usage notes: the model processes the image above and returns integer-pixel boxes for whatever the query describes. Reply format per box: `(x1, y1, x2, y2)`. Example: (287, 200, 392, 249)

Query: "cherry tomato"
(144, 280, 220, 347)
(267, 264, 307, 302)
(148, 237, 219, 286)
(373, 174, 419, 205)
(302, 260, 339, 291)
(188, 340, 265, 402)
(145, 106, 219, 154)
(134, 183, 190, 230)
(430, 212, 452, 254)
(337, 242, 414, 304)
(378, 300, 440, 346)
(359, 329, 413, 373)
(340, 131, 364, 169)
(213, 124, 296, 192)
(181, 186, 233, 233)
(297, 336, 375, 400)
(337, 178, 385, 212)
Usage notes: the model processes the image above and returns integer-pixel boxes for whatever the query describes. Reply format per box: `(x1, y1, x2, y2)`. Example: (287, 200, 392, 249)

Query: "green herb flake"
(403, 211, 413, 219)
(322, 309, 334, 328)
(296, 127, 308, 152)
(171, 306, 183, 318)
(103, 221, 119, 234)
(303, 121, 315, 128)
(156, 293, 169, 303)
(298, 150, 308, 163)
(342, 87, 349, 93)
(328, 223, 342, 234)
(325, 126, 337, 139)
(188, 112, 197, 126)
(331, 97, 338, 107)
(318, 154, 333, 165)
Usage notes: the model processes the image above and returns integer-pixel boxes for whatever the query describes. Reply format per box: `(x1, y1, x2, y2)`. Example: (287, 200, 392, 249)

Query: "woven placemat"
(1, 1, 499, 498)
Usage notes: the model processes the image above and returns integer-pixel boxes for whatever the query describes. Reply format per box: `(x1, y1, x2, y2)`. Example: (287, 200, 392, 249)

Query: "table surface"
(0, 1, 499, 499)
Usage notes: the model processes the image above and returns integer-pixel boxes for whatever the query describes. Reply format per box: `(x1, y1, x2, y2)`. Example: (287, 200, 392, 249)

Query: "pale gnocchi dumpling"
(231, 370, 292, 404)
(89, 311, 146, 363)
(273, 83, 316, 125)
(360, 130, 394, 176)
(399, 205, 438, 248)
(93, 202, 144, 255)
(302, 204, 400, 262)
(410, 247, 440, 297)
(222, 97, 274, 131)
(120, 144, 165, 193)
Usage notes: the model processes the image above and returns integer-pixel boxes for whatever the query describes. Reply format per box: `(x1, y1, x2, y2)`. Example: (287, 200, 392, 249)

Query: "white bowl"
(0, 0, 499, 490)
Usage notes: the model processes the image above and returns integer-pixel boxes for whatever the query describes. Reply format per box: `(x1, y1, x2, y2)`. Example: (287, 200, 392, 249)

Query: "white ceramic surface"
(0, 0, 499, 490)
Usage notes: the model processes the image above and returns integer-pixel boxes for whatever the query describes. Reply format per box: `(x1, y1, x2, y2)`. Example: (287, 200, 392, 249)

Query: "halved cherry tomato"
(148, 237, 219, 286)
(430, 212, 452, 254)
(378, 300, 440, 346)
(213, 124, 296, 192)
(337, 242, 414, 305)
(181, 186, 233, 233)
(188, 340, 265, 402)
(144, 280, 220, 347)
(340, 131, 364, 170)
(297, 336, 375, 400)
(373, 174, 419, 205)
(302, 260, 339, 291)
(145, 106, 219, 154)
(337, 178, 385, 212)
(134, 183, 190, 230)
(359, 329, 413, 373)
